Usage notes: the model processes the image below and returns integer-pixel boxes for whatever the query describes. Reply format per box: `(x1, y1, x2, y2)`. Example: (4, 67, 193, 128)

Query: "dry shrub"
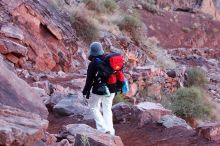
(113, 93, 126, 104)
(156, 51, 176, 69)
(118, 15, 141, 31)
(102, 0, 118, 13)
(83, 0, 118, 13)
(48, 0, 66, 10)
(185, 68, 208, 87)
(140, 0, 158, 13)
(118, 15, 145, 44)
(71, 15, 99, 43)
(141, 37, 176, 69)
(171, 87, 212, 120)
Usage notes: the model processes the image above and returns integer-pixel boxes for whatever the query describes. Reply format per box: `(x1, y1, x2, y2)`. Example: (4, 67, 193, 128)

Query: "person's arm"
(82, 61, 96, 98)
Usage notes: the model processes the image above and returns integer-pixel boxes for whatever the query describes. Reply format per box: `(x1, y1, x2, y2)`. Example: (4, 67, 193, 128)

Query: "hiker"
(82, 42, 116, 135)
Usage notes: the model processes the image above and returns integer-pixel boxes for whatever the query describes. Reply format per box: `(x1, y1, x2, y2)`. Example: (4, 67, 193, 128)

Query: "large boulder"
(0, 58, 48, 118)
(200, 0, 220, 20)
(58, 124, 124, 146)
(0, 104, 48, 146)
(134, 102, 172, 126)
(53, 94, 91, 119)
(196, 122, 220, 141)
(112, 102, 172, 126)
(112, 102, 135, 124)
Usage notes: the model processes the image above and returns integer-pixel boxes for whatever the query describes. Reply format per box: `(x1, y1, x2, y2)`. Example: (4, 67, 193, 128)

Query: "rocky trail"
(0, 0, 220, 146)
(47, 111, 220, 146)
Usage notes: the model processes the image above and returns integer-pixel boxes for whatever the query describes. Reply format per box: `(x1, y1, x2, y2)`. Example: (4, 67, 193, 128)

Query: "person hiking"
(82, 42, 116, 135)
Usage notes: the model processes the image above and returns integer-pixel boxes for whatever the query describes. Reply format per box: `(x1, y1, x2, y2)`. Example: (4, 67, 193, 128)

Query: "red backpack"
(96, 53, 125, 87)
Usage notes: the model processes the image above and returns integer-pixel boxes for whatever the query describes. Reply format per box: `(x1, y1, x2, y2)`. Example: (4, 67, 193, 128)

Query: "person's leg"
(89, 93, 106, 133)
(101, 93, 115, 135)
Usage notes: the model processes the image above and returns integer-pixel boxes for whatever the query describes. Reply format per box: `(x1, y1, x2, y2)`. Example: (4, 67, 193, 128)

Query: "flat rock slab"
(62, 124, 124, 146)
(1, 24, 24, 40)
(0, 104, 48, 146)
(158, 115, 192, 129)
(0, 39, 27, 56)
(136, 102, 170, 111)
(112, 102, 172, 126)
(53, 94, 92, 119)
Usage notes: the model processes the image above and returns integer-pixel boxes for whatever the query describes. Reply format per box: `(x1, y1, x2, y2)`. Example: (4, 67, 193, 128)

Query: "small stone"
(55, 139, 73, 146)
(136, 4, 143, 10)
(166, 70, 176, 78)
(66, 135, 75, 143)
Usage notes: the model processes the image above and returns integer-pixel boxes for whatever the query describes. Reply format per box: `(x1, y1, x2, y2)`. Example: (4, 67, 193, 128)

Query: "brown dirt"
(140, 10, 220, 50)
(47, 112, 220, 146)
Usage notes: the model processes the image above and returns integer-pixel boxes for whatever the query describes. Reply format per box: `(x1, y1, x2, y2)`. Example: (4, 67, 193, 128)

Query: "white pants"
(89, 93, 115, 135)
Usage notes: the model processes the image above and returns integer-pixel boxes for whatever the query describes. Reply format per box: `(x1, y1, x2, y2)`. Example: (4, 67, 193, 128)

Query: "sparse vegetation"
(118, 15, 145, 44)
(171, 87, 212, 119)
(48, 0, 66, 10)
(185, 68, 207, 87)
(156, 51, 176, 69)
(113, 93, 125, 104)
(83, 0, 118, 13)
(71, 15, 99, 43)
(118, 15, 141, 32)
(48, 0, 100, 43)
(138, 88, 148, 99)
(140, 0, 158, 13)
(102, 0, 118, 13)
(138, 90, 158, 102)
(141, 37, 176, 69)
(80, 133, 90, 146)
(147, 0, 156, 5)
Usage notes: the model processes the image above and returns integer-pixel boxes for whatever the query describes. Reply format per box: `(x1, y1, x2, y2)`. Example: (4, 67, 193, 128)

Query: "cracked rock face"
(0, 0, 83, 72)
(0, 57, 48, 119)
(0, 104, 48, 146)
